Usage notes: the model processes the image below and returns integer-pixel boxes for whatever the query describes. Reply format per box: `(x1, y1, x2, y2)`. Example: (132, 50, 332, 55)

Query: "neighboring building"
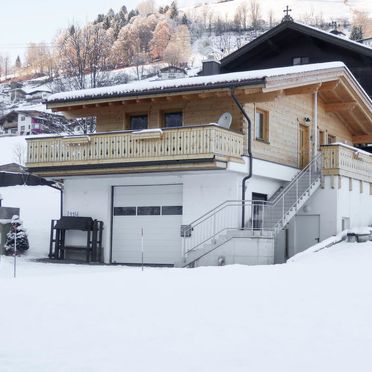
(360, 37, 372, 48)
(26, 62, 372, 267)
(159, 66, 187, 80)
(0, 111, 18, 135)
(0, 109, 60, 135)
(217, 20, 372, 98)
(24, 87, 52, 102)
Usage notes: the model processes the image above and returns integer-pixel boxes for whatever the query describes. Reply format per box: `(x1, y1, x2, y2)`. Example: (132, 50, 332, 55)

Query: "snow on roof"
(22, 86, 52, 94)
(294, 21, 372, 53)
(48, 62, 345, 104)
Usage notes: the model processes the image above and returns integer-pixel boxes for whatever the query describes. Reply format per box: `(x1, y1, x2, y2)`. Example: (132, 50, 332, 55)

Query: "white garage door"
(112, 184, 183, 265)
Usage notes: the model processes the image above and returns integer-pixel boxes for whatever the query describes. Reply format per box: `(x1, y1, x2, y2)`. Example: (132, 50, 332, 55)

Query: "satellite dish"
(217, 112, 232, 129)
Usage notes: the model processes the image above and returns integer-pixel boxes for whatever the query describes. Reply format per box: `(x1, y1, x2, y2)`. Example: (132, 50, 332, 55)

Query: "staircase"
(176, 154, 323, 268)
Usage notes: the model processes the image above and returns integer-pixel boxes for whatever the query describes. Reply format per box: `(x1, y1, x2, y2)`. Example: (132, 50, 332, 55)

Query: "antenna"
(217, 112, 232, 129)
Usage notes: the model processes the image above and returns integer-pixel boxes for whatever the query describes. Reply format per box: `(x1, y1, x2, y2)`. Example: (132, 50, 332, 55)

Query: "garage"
(111, 184, 183, 265)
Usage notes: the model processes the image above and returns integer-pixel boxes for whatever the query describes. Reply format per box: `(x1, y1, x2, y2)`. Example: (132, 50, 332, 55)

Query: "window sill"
(255, 138, 270, 145)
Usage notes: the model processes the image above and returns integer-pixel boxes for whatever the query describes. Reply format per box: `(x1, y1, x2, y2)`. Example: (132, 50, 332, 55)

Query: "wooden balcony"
(26, 124, 244, 176)
(321, 143, 372, 183)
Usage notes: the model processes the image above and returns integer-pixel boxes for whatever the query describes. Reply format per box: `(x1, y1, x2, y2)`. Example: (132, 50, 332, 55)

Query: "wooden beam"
(241, 90, 282, 103)
(284, 83, 322, 96)
(352, 135, 372, 144)
(324, 102, 356, 112)
(319, 80, 340, 91)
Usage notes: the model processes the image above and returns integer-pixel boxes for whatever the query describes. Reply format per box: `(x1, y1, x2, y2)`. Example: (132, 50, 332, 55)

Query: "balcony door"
(299, 124, 310, 168)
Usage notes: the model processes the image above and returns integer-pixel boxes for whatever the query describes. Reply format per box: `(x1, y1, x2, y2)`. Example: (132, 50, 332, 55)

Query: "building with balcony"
(26, 62, 372, 267)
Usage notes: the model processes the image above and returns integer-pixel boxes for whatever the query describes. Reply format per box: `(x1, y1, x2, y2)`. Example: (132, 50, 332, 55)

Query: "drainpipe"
(313, 91, 318, 158)
(230, 89, 253, 229)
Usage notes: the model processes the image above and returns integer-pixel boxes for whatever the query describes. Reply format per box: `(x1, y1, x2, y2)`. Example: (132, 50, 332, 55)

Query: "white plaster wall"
(284, 175, 372, 258)
(336, 178, 372, 230)
(62, 164, 295, 264)
(196, 237, 275, 266)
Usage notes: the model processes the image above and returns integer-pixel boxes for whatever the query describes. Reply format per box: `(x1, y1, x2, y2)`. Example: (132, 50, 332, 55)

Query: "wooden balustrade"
(321, 144, 372, 182)
(26, 125, 244, 171)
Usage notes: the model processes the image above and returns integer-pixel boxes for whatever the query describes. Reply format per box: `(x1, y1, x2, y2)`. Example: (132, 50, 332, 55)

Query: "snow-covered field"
(0, 135, 60, 256)
(0, 240, 372, 371)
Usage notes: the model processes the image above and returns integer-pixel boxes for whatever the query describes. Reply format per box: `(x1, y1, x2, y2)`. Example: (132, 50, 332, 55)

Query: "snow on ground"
(0, 240, 372, 372)
(0, 135, 60, 256)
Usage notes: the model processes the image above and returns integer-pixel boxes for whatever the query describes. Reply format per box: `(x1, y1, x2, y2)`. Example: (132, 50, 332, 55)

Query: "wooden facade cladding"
(26, 125, 244, 176)
(322, 144, 372, 183)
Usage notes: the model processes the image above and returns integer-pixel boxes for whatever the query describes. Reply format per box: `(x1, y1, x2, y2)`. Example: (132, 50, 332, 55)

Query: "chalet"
(26, 62, 372, 267)
(158, 66, 187, 80)
(0, 111, 18, 135)
(0, 110, 49, 135)
(217, 20, 372, 99)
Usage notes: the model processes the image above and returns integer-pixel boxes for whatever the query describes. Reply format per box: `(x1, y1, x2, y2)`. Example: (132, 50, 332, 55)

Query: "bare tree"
(249, 0, 261, 30)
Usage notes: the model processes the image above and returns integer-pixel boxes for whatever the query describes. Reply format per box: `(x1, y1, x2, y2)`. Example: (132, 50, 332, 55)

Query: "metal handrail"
(270, 153, 322, 206)
(183, 154, 322, 257)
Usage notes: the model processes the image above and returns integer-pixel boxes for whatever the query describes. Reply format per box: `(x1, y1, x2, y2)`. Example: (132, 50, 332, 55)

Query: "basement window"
(293, 57, 310, 65)
(130, 114, 148, 130)
(255, 109, 269, 143)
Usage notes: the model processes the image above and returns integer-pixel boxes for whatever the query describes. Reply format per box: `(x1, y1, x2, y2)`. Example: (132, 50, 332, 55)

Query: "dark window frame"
(130, 114, 148, 130)
(292, 56, 310, 66)
(163, 111, 183, 128)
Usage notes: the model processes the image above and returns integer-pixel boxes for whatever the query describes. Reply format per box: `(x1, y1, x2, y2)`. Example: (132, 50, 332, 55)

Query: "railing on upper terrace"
(322, 143, 372, 183)
(26, 124, 244, 168)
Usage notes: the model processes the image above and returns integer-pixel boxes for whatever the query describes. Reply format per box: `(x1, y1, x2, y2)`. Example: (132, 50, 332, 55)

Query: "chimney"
(202, 55, 221, 76)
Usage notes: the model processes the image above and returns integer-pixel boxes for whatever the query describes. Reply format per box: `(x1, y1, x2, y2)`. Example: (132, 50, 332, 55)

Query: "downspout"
(230, 89, 252, 229)
(313, 91, 318, 158)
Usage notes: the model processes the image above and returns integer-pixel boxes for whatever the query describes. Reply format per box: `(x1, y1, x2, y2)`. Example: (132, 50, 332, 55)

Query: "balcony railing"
(26, 124, 244, 171)
(321, 143, 372, 182)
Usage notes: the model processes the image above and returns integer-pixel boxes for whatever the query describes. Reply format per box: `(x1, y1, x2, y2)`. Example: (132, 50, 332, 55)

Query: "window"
(255, 109, 269, 142)
(130, 115, 148, 130)
(293, 57, 310, 65)
(114, 207, 136, 216)
(20, 116, 25, 121)
(137, 206, 160, 215)
(328, 134, 336, 144)
(162, 206, 183, 215)
(164, 112, 183, 128)
(319, 130, 326, 148)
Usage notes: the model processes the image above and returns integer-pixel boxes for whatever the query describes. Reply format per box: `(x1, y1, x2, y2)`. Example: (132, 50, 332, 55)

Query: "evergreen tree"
(4, 216, 29, 256)
(169, 1, 178, 19)
(181, 14, 188, 25)
(349, 25, 363, 41)
(15, 55, 21, 69)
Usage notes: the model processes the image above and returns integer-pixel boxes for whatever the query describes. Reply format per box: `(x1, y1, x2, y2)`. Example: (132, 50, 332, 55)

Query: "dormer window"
(293, 57, 310, 65)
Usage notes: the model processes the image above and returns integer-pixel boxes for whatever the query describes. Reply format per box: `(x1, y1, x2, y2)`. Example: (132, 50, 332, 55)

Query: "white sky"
(1, 0, 371, 63)
(0, 0, 143, 62)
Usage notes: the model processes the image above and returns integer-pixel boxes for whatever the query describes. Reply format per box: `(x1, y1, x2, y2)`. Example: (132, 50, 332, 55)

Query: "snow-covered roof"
(48, 62, 345, 104)
(221, 20, 372, 66)
(22, 86, 52, 95)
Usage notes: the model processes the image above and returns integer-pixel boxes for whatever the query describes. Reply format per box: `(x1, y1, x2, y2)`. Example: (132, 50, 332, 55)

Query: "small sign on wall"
(66, 211, 79, 217)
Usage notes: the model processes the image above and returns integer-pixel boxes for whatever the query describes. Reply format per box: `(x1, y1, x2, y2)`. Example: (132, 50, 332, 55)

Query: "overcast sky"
(0, 0, 148, 61)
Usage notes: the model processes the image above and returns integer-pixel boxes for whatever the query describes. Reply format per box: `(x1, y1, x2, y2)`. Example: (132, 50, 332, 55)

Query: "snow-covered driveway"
(0, 241, 372, 372)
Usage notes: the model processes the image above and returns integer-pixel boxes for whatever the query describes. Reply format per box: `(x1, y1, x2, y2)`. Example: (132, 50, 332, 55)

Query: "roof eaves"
(47, 78, 266, 107)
